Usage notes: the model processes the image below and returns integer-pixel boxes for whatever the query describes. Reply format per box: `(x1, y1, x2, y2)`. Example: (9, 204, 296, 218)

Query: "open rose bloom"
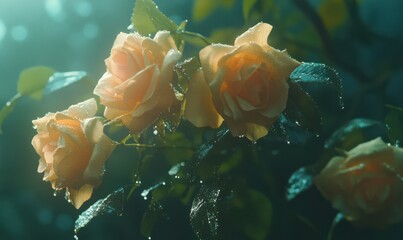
(185, 22, 300, 141)
(94, 31, 181, 134)
(32, 99, 116, 209)
(315, 138, 403, 227)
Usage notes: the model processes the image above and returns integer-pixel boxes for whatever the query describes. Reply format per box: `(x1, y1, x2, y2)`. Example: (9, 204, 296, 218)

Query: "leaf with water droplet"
(190, 183, 221, 240)
(132, 0, 178, 36)
(290, 62, 344, 109)
(74, 187, 126, 234)
(286, 167, 316, 201)
(324, 118, 383, 149)
(385, 104, 403, 146)
(284, 81, 322, 134)
(174, 57, 201, 94)
(44, 71, 90, 95)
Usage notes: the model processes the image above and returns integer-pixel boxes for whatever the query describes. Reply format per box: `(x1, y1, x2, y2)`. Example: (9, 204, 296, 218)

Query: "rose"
(185, 22, 300, 141)
(31, 99, 116, 209)
(314, 137, 403, 227)
(93, 31, 182, 134)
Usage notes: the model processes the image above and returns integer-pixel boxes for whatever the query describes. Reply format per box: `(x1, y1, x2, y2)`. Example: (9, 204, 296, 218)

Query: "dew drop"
(199, 180, 203, 184)
(153, 129, 158, 135)
(286, 140, 291, 145)
(53, 191, 58, 197)
(74, 235, 79, 240)
(5, 101, 11, 106)
(162, 182, 166, 186)
(295, 121, 300, 126)
(148, 237, 152, 240)
(143, 196, 148, 200)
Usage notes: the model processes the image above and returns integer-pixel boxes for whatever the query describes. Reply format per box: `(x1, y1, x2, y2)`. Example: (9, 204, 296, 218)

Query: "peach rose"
(93, 31, 181, 134)
(315, 137, 403, 227)
(32, 99, 116, 209)
(185, 22, 300, 141)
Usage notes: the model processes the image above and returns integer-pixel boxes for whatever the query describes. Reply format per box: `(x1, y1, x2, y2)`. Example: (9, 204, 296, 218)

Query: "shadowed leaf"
(141, 200, 166, 238)
(284, 81, 322, 133)
(286, 167, 316, 201)
(190, 183, 221, 240)
(324, 118, 383, 150)
(385, 104, 403, 146)
(290, 62, 343, 108)
(74, 187, 126, 234)
(221, 188, 272, 240)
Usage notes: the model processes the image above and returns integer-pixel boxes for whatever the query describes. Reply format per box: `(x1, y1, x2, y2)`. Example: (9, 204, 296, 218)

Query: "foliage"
(4, 0, 403, 239)
(0, 67, 91, 133)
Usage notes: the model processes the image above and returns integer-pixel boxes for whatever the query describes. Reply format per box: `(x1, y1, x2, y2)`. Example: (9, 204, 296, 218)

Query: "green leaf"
(0, 94, 21, 134)
(284, 81, 322, 133)
(221, 188, 272, 240)
(243, 0, 259, 20)
(324, 118, 383, 150)
(385, 104, 403, 146)
(17, 66, 54, 100)
(190, 183, 221, 240)
(290, 62, 344, 109)
(44, 71, 89, 95)
(132, 0, 178, 35)
(74, 187, 126, 234)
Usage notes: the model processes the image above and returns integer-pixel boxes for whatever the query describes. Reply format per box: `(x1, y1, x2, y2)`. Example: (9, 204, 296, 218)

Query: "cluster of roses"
(31, 22, 403, 228)
(31, 22, 300, 209)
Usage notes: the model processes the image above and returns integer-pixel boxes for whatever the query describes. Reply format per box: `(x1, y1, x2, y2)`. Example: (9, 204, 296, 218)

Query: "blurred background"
(1, 0, 403, 239)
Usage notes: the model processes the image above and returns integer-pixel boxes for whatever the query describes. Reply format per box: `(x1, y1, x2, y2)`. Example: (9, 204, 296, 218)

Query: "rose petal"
(82, 117, 104, 144)
(199, 44, 234, 84)
(234, 22, 273, 47)
(244, 123, 269, 142)
(184, 70, 223, 128)
(83, 134, 116, 187)
(66, 184, 94, 209)
(154, 31, 178, 51)
(159, 48, 182, 85)
(65, 98, 98, 120)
